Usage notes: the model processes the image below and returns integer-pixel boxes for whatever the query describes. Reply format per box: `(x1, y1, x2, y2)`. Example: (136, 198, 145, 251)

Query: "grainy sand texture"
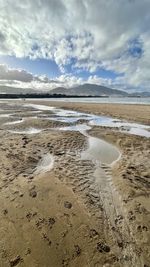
(0, 100, 149, 267)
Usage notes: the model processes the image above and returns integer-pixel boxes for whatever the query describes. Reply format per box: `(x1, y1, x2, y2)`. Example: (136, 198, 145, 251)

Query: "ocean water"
(33, 97, 150, 105)
(0, 97, 150, 104)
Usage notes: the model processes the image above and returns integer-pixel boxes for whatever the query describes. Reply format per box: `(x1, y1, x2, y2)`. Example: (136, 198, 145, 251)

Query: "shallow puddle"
(4, 119, 24, 125)
(35, 153, 54, 174)
(24, 103, 55, 111)
(59, 124, 91, 132)
(31, 103, 150, 138)
(1, 102, 149, 138)
(81, 136, 120, 165)
(50, 117, 81, 123)
(126, 126, 150, 138)
(0, 113, 12, 118)
(9, 127, 43, 134)
(89, 117, 150, 138)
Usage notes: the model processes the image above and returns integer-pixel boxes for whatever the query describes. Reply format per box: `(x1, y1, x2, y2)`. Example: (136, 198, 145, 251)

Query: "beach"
(0, 100, 149, 267)
(45, 101, 150, 125)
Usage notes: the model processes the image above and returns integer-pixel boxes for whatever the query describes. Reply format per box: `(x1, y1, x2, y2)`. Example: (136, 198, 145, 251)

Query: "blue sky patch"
(128, 38, 143, 58)
(0, 56, 61, 78)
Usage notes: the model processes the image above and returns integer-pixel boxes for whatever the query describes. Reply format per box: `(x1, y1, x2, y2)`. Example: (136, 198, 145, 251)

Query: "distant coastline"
(0, 93, 143, 99)
(0, 93, 111, 99)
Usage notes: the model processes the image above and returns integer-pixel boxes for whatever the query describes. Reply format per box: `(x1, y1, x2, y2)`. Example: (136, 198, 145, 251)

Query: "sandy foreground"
(0, 100, 149, 267)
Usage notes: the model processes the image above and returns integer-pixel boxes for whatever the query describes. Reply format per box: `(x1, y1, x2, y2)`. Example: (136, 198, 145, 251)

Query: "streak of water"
(9, 127, 43, 134)
(35, 153, 54, 174)
(24, 104, 55, 111)
(4, 119, 24, 125)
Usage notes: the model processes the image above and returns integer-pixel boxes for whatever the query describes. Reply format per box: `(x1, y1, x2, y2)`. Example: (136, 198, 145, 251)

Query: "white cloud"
(0, 64, 35, 82)
(0, 64, 85, 90)
(0, 64, 125, 92)
(0, 0, 150, 90)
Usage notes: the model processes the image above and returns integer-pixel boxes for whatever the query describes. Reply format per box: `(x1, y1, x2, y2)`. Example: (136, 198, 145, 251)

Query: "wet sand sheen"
(35, 153, 54, 174)
(81, 136, 120, 165)
(0, 100, 149, 267)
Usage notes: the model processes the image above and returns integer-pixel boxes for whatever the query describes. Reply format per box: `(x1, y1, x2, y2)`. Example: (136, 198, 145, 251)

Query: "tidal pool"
(81, 136, 120, 165)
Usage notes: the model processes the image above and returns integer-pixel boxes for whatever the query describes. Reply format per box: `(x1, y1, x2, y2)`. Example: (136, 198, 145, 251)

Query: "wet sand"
(0, 100, 149, 267)
(45, 101, 150, 125)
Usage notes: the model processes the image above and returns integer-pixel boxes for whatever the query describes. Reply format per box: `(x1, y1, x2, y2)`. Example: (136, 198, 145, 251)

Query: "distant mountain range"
(49, 84, 128, 96)
(0, 84, 150, 97)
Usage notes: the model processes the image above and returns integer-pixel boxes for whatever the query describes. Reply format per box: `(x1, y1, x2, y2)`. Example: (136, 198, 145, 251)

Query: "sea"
(0, 97, 150, 105)
(30, 97, 150, 105)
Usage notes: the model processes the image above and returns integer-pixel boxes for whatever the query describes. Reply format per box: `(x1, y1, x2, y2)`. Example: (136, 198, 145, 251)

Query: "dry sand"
(0, 100, 149, 267)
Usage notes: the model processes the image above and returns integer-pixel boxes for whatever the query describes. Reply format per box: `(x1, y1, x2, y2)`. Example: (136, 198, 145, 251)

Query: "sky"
(0, 0, 150, 92)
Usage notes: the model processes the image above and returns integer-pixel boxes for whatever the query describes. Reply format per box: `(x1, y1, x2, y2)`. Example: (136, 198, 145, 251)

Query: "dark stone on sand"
(97, 242, 110, 253)
(10, 255, 21, 266)
(64, 201, 72, 209)
(29, 190, 37, 198)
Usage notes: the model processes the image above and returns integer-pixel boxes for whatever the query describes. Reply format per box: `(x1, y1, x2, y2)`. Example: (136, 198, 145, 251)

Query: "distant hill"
(0, 84, 149, 97)
(130, 91, 150, 97)
(50, 83, 128, 96)
(0, 84, 128, 96)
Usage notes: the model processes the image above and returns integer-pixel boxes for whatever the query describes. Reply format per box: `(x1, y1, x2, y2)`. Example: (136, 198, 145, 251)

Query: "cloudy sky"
(0, 0, 150, 92)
